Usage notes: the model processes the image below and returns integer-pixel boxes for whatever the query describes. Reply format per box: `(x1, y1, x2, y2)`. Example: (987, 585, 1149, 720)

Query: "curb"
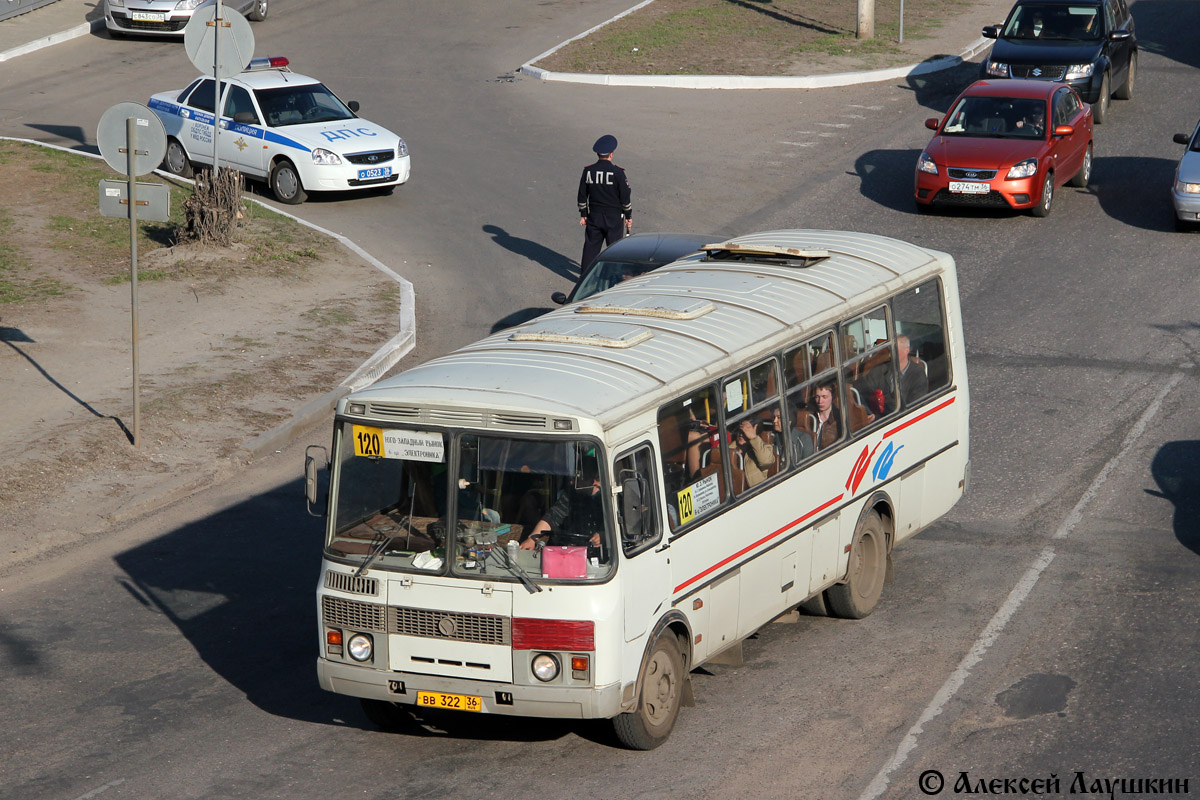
(0, 16, 102, 62)
(519, 36, 992, 89)
(1, 136, 416, 520)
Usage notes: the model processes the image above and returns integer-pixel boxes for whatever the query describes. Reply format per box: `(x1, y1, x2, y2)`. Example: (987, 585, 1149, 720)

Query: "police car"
(148, 57, 410, 204)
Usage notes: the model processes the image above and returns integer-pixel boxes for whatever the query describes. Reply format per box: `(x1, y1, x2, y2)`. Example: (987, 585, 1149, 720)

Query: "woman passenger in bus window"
(733, 418, 773, 487)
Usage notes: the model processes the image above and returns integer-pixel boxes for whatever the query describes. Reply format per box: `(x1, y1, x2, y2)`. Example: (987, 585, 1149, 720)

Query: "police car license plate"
(357, 166, 392, 180)
(948, 181, 989, 194)
(131, 10, 166, 21)
(416, 691, 482, 712)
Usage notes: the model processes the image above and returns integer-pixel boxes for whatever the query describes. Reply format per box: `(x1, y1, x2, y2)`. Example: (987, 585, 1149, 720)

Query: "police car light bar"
(246, 56, 290, 71)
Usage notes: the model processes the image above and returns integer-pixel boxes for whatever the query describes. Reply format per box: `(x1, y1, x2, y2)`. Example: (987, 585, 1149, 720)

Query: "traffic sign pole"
(212, 0, 221, 180)
(127, 117, 141, 448)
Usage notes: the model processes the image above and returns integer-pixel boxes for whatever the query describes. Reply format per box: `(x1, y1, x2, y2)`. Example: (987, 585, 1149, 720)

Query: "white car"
(148, 57, 410, 204)
(105, 0, 266, 38)
(1172, 121, 1200, 231)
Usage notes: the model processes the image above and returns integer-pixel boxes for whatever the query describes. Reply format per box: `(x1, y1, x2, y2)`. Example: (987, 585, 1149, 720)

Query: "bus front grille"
(391, 606, 511, 645)
(323, 596, 388, 632)
(325, 571, 379, 596)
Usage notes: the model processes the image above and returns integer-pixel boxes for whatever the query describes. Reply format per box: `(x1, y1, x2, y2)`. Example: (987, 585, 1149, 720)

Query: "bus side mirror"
(305, 445, 329, 517)
(620, 476, 647, 543)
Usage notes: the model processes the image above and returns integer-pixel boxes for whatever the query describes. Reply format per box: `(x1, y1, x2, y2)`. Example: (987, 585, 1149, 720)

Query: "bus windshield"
(327, 424, 613, 580)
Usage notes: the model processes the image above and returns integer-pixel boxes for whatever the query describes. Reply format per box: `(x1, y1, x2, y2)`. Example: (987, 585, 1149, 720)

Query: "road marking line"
(857, 372, 1184, 800)
(72, 779, 126, 800)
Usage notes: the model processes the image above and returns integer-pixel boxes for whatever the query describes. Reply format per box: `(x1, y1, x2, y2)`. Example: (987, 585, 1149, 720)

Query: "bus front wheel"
(826, 511, 887, 619)
(613, 633, 685, 750)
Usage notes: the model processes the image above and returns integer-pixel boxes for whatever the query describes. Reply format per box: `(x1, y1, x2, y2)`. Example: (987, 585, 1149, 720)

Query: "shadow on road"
(1090, 155, 1179, 232)
(490, 307, 553, 334)
(901, 60, 978, 113)
(1147, 440, 1200, 556)
(483, 224, 578, 282)
(851, 148, 922, 212)
(112, 476, 583, 743)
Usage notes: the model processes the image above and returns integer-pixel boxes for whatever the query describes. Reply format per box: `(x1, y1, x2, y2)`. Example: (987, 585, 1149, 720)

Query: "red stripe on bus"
(674, 493, 845, 594)
(883, 395, 956, 439)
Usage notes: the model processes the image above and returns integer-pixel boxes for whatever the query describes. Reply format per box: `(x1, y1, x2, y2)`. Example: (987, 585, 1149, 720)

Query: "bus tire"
(360, 698, 408, 730)
(270, 159, 307, 204)
(826, 511, 887, 619)
(613, 633, 685, 750)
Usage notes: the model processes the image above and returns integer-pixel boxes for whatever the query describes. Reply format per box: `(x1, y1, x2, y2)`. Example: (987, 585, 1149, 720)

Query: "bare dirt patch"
(0, 141, 401, 570)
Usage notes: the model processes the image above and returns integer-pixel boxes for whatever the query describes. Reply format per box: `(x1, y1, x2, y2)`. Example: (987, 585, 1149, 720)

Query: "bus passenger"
(734, 419, 773, 487)
(807, 383, 840, 450)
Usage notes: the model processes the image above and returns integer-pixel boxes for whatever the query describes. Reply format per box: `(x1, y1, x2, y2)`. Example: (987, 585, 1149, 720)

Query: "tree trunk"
(857, 0, 875, 39)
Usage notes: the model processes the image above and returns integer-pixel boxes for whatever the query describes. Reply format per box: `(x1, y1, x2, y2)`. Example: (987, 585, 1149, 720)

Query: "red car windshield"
(942, 96, 1046, 139)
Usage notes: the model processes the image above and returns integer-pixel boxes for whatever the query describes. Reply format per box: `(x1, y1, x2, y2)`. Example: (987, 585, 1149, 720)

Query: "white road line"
(72, 779, 126, 800)
(857, 371, 1185, 800)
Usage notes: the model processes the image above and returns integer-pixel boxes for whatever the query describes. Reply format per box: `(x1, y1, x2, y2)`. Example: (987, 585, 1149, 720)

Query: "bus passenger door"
(615, 445, 670, 642)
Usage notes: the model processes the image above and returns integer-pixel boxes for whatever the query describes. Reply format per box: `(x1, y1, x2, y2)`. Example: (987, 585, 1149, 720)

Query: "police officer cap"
(593, 134, 618, 155)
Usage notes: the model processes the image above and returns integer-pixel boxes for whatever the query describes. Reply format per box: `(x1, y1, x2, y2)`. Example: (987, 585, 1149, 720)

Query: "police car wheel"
(270, 160, 307, 205)
(247, 0, 267, 21)
(164, 139, 193, 179)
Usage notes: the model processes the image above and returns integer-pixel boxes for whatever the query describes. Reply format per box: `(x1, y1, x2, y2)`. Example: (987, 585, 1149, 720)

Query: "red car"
(914, 79, 1093, 216)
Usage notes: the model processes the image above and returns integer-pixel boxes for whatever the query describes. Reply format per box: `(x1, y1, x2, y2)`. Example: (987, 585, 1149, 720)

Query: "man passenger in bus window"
(894, 335, 929, 409)
(734, 418, 773, 487)
(519, 461, 604, 552)
(807, 384, 841, 450)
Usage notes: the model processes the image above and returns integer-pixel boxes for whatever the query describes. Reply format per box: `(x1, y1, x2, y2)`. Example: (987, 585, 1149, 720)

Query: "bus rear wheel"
(826, 511, 887, 619)
(613, 633, 684, 750)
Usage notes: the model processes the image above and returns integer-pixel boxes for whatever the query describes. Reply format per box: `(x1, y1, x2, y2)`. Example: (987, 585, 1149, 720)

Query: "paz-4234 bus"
(305, 229, 970, 749)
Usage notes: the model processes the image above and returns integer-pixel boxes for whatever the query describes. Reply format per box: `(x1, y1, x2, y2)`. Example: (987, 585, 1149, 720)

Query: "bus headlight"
(311, 148, 343, 166)
(531, 653, 559, 682)
(347, 633, 374, 662)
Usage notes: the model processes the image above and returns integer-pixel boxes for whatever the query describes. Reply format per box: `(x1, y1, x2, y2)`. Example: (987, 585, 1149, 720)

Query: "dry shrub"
(181, 168, 246, 246)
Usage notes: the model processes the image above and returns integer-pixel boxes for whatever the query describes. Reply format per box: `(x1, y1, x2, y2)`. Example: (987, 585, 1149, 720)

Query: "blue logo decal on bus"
(871, 441, 904, 482)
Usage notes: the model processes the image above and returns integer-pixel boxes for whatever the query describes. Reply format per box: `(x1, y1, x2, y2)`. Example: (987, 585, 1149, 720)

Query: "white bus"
(307, 229, 969, 749)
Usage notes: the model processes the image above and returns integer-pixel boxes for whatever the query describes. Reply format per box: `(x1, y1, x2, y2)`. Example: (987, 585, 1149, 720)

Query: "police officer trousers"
(581, 210, 624, 277)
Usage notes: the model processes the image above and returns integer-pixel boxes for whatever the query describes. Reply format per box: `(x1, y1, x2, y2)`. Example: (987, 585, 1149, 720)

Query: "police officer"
(577, 134, 632, 277)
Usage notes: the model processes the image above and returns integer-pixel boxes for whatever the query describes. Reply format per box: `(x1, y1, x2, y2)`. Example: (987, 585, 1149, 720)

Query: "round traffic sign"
(96, 102, 168, 177)
(184, 5, 255, 79)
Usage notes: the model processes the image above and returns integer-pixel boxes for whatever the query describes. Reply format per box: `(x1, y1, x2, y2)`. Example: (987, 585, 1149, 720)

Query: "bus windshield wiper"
(352, 530, 391, 578)
(487, 546, 542, 594)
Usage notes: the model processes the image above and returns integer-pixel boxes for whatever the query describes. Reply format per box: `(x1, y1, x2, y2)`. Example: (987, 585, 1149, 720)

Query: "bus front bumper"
(318, 658, 627, 720)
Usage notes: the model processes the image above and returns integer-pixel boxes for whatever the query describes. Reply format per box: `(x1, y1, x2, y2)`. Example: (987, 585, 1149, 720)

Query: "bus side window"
(657, 386, 724, 531)
(891, 278, 951, 403)
(616, 445, 662, 555)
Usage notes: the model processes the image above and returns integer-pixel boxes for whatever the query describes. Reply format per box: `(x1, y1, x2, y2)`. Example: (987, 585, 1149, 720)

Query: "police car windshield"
(254, 83, 355, 127)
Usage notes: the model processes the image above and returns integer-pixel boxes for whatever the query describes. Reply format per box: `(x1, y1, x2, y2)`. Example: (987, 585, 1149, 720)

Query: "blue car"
(981, 0, 1136, 124)
(1172, 122, 1200, 231)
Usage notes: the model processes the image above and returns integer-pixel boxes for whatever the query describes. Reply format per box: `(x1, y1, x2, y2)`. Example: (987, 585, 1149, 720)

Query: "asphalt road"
(1, 1, 1198, 798)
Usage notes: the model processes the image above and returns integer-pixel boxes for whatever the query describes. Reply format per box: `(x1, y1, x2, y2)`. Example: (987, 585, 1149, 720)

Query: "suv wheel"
(1093, 73, 1110, 124)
